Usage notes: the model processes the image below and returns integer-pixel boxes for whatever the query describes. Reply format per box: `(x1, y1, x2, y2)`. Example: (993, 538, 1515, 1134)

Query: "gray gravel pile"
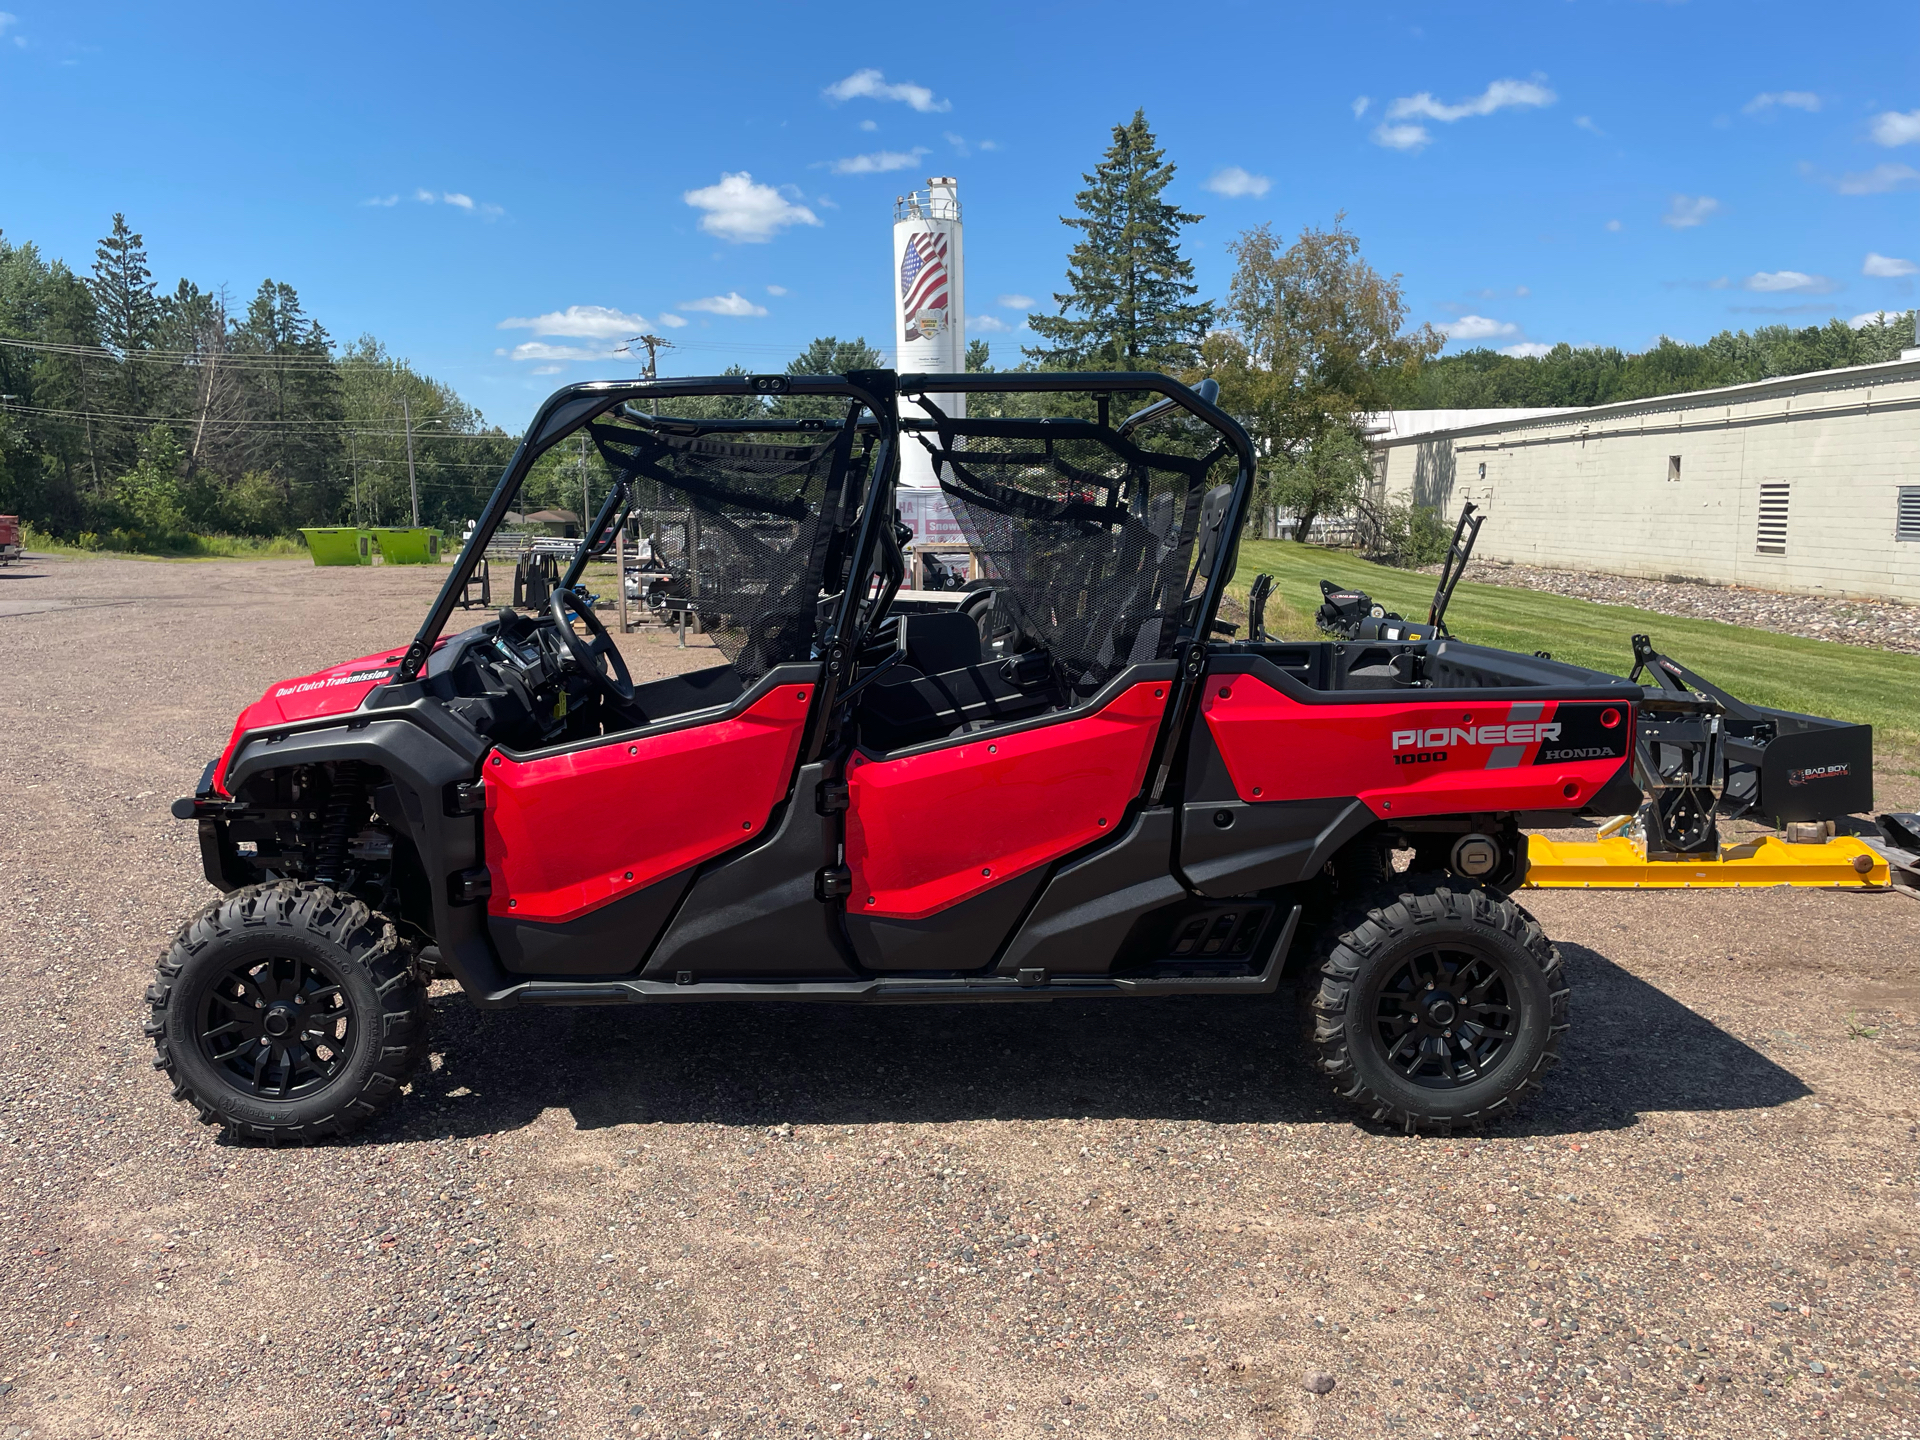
(1428, 559, 1920, 656)
(0, 555, 1916, 1440)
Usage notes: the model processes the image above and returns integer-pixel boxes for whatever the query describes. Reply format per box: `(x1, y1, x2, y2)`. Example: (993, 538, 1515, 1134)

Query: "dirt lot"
(1, 554, 1916, 1440)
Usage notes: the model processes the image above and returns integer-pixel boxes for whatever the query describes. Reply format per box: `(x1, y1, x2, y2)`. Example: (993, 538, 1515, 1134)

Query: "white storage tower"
(892, 177, 965, 489)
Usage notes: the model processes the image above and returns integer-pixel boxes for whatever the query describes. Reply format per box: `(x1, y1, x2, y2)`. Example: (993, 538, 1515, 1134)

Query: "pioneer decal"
(1392, 723, 1561, 749)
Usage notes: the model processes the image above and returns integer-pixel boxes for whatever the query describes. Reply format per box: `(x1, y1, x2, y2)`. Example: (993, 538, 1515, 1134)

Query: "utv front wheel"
(146, 882, 429, 1143)
(1310, 877, 1566, 1132)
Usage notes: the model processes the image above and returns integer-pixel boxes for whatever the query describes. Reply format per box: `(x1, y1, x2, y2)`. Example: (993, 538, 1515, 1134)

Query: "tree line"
(0, 216, 516, 549)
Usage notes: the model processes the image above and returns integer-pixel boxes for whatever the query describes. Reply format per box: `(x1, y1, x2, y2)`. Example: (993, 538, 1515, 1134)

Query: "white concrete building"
(1369, 357, 1920, 603)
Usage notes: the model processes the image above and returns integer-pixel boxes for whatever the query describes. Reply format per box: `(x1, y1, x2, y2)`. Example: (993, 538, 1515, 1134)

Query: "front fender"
(221, 713, 510, 997)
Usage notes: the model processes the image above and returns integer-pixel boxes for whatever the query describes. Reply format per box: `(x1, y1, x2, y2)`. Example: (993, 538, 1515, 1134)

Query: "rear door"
(839, 375, 1250, 973)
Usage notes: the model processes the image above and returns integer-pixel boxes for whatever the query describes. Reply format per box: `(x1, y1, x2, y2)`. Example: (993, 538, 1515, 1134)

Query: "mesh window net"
(588, 416, 871, 681)
(903, 388, 1235, 698)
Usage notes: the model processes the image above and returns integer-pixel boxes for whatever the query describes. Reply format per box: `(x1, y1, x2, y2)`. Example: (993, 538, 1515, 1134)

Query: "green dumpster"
(300, 527, 372, 566)
(366, 527, 446, 564)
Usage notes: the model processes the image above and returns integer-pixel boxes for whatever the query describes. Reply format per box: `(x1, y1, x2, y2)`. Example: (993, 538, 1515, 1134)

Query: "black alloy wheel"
(197, 952, 356, 1100)
(1309, 875, 1567, 1132)
(148, 881, 429, 1143)
(1369, 943, 1517, 1089)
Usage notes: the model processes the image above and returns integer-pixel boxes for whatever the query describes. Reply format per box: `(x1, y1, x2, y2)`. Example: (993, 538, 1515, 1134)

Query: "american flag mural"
(898, 231, 950, 341)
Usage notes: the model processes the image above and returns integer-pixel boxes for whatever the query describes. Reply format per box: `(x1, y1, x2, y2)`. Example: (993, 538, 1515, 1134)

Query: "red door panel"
(845, 681, 1170, 920)
(1201, 676, 1632, 818)
(484, 682, 814, 923)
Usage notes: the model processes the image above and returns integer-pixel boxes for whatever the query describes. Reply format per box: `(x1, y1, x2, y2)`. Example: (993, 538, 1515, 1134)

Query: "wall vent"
(1756, 482, 1789, 555)
(1898, 486, 1920, 542)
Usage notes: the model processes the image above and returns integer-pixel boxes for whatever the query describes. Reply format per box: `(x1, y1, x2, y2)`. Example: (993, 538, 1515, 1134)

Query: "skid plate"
(1524, 833, 1889, 889)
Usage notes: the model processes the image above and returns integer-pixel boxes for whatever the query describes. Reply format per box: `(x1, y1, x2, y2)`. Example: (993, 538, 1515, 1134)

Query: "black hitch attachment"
(1628, 633, 1874, 847)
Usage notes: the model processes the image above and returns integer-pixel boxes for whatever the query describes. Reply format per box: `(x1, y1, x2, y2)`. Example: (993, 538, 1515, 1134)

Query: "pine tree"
(88, 213, 158, 416)
(1025, 110, 1212, 373)
(235, 279, 343, 511)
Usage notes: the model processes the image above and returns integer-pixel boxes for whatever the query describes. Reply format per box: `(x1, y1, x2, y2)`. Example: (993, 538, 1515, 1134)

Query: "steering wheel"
(549, 587, 635, 704)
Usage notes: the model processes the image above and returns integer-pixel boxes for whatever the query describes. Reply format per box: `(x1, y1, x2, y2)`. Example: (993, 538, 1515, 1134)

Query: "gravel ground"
(1, 554, 1917, 1440)
(1424, 559, 1920, 657)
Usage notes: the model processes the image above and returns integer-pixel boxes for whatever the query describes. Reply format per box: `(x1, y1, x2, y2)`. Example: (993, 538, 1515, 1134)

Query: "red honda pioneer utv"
(152, 371, 1643, 1142)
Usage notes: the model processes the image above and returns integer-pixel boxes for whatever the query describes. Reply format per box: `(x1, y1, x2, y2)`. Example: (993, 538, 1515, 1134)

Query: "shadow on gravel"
(369, 941, 1809, 1143)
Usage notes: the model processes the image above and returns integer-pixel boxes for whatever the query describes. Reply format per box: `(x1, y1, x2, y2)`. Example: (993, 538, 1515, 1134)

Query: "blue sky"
(3, 1, 1917, 429)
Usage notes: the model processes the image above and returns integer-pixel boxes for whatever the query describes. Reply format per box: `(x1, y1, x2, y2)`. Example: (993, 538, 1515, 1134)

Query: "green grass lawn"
(1225, 540, 1920, 754)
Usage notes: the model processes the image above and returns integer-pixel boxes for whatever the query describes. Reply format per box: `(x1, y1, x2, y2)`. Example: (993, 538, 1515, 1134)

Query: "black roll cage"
(401, 371, 1258, 759)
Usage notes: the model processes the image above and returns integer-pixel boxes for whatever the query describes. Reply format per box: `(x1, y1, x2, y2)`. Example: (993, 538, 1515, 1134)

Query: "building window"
(1668, 455, 1682, 482)
(1756, 482, 1789, 555)
(1478, 462, 1487, 480)
(1899, 486, 1920, 542)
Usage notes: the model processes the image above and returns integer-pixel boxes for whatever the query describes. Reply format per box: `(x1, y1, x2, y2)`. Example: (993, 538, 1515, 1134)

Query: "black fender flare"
(223, 717, 511, 997)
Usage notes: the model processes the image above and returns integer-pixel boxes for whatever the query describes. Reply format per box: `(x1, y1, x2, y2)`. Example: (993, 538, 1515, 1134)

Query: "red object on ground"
(483, 683, 813, 923)
(844, 681, 1170, 919)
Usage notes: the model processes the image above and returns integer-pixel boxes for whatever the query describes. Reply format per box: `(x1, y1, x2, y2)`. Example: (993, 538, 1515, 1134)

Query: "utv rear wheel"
(1309, 876, 1566, 1132)
(146, 882, 429, 1143)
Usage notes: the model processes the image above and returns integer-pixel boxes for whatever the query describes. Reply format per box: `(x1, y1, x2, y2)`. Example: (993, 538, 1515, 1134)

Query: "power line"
(0, 399, 512, 438)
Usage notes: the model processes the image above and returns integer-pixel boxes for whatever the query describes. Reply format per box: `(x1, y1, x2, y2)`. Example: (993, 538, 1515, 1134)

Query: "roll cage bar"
(400, 371, 1258, 756)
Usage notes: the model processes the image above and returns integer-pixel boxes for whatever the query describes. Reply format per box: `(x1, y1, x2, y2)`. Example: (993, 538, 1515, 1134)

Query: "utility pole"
(402, 394, 420, 526)
(349, 430, 362, 527)
(620, 334, 674, 380)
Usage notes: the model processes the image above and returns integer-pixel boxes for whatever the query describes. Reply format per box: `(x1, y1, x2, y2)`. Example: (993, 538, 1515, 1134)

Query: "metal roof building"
(1368, 357, 1920, 604)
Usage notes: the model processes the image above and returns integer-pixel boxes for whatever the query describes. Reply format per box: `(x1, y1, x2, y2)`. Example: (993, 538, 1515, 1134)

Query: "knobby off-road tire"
(146, 881, 430, 1143)
(1309, 874, 1567, 1132)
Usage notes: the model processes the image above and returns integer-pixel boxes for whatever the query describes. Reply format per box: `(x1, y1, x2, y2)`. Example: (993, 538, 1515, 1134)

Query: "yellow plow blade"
(1523, 833, 1889, 889)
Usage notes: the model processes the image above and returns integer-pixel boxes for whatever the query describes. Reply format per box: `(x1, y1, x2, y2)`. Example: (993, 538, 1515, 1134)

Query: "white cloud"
(1204, 166, 1272, 198)
(0, 12, 22, 46)
(407, 188, 501, 217)
(1501, 342, 1554, 358)
(1870, 110, 1920, 147)
(1442, 315, 1520, 341)
(1850, 310, 1912, 329)
(1744, 91, 1820, 115)
(1574, 115, 1604, 135)
(997, 293, 1035, 310)
(1743, 271, 1836, 294)
(969, 314, 1012, 334)
(657, 313, 687, 328)
(1372, 123, 1432, 152)
(1606, 218, 1623, 232)
(530, 364, 564, 375)
(361, 195, 399, 207)
(503, 342, 618, 363)
(1832, 163, 1920, 195)
(1351, 96, 1370, 119)
(766, 284, 789, 296)
(858, 118, 878, 132)
(1662, 194, 1722, 228)
(498, 305, 652, 338)
(943, 131, 971, 157)
(1864, 252, 1919, 277)
(1386, 77, 1556, 124)
(978, 140, 999, 151)
(829, 147, 928, 175)
(682, 291, 769, 317)
(682, 172, 822, 243)
(823, 68, 950, 114)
